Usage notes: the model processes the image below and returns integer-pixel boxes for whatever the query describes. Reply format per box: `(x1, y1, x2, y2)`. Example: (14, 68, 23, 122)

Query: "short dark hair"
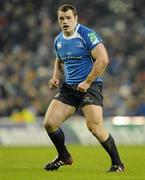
(57, 4, 77, 16)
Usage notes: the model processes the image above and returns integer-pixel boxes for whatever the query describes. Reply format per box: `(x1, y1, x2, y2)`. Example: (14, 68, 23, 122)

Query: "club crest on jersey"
(76, 41, 84, 48)
(57, 42, 62, 49)
(88, 32, 99, 45)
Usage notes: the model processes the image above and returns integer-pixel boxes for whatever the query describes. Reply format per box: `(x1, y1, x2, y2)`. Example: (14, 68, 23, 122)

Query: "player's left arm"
(86, 43, 109, 84)
(77, 43, 109, 92)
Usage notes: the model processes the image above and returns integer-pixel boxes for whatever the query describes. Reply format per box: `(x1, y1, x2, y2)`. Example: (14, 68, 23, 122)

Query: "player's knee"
(87, 123, 103, 139)
(43, 119, 50, 130)
(87, 123, 96, 134)
(43, 117, 55, 131)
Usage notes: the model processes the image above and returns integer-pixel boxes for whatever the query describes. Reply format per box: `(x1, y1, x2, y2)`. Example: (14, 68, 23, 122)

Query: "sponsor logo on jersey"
(88, 32, 99, 45)
(66, 52, 72, 55)
(61, 56, 82, 60)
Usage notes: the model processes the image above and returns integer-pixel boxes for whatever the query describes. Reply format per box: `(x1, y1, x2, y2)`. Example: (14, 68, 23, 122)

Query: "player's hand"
(77, 81, 91, 93)
(48, 78, 60, 89)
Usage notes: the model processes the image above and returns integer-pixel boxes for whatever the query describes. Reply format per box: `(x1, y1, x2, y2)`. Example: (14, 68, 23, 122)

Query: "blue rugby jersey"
(54, 24, 103, 84)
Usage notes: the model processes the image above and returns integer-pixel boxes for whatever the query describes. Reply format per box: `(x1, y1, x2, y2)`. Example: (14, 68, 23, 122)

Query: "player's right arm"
(48, 58, 64, 89)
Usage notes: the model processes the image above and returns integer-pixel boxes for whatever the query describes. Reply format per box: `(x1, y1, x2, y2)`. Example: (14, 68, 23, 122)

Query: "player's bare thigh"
(43, 99, 76, 132)
(82, 104, 103, 125)
(82, 104, 108, 141)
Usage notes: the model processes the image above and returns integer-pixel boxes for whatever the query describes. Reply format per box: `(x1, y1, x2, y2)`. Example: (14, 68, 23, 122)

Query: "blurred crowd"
(0, 0, 145, 120)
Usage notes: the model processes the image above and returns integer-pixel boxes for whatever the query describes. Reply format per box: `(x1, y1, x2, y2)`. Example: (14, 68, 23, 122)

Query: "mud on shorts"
(54, 82, 103, 109)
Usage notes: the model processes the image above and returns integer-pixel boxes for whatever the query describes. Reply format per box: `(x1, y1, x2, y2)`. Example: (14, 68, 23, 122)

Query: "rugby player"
(43, 4, 124, 172)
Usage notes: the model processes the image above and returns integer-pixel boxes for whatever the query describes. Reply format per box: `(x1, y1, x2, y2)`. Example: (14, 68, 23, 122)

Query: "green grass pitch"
(0, 145, 145, 180)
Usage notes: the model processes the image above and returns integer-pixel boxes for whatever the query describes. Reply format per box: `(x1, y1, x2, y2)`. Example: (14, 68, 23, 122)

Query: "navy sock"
(101, 134, 122, 165)
(48, 128, 70, 159)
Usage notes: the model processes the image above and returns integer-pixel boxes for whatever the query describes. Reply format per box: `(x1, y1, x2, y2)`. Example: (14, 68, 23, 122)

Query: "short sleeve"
(83, 30, 103, 51)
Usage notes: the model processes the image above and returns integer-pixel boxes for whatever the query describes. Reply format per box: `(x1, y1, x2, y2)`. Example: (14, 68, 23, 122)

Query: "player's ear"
(75, 15, 78, 21)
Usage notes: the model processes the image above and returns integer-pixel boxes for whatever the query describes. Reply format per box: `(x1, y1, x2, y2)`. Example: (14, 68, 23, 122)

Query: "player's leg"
(43, 99, 76, 171)
(82, 104, 124, 172)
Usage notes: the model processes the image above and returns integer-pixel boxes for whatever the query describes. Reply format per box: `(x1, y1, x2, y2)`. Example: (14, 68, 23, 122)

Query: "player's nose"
(63, 18, 69, 23)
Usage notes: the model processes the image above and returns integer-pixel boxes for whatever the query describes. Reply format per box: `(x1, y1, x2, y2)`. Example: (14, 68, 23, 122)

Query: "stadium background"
(0, 1, 145, 179)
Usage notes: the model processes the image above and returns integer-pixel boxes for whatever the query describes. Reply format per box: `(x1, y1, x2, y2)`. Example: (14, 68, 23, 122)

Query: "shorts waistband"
(63, 83, 78, 91)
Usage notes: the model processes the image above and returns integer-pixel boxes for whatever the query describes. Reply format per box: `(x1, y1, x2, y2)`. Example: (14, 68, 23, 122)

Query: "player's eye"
(66, 16, 72, 20)
(59, 17, 64, 21)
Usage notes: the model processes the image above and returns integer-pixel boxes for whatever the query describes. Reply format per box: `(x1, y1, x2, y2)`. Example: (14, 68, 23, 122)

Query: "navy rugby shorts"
(54, 82, 103, 109)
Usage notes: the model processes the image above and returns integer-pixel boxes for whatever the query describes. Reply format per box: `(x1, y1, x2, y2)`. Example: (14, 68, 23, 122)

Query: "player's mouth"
(63, 25, 69, 30)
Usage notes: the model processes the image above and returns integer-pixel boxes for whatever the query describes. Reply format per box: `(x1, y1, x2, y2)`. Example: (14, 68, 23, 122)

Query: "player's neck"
(64, 31, 75, 37)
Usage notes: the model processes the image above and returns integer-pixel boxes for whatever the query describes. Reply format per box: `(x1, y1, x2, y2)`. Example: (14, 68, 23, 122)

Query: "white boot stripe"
(118, 167, 123, 172)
